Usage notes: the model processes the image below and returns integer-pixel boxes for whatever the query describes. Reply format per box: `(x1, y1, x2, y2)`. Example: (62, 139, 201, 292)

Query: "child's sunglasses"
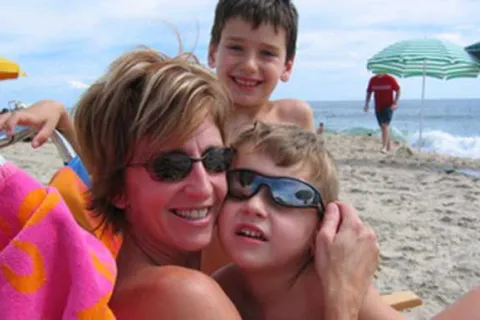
(227, 169, 325, 216)
(129, 147, 235, 182)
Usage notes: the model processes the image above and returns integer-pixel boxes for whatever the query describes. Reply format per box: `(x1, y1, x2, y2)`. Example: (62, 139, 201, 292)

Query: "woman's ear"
(111, 193, 127, 209)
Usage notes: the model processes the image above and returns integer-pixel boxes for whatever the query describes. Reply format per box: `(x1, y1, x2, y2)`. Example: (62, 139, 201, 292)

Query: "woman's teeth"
(173, 208, 209, 220)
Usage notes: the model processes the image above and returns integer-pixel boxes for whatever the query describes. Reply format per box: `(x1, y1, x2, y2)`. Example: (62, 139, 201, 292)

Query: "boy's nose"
(241, 54, 259, 73)
(242, 188, 269, 218)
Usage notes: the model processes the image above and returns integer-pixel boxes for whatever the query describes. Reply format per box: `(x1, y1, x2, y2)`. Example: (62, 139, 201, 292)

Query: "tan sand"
(2, 135, 480, 319)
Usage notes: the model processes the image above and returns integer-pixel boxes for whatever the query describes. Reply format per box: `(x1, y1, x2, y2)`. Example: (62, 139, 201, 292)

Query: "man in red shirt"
(364, 73, 401, 153)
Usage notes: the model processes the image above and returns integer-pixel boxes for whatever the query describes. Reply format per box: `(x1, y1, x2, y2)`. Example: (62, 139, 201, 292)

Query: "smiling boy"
(208, 0, 315, 135)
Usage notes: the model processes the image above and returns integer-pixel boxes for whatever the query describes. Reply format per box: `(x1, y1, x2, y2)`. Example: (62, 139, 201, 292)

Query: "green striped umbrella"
(367, 38, 480, 80)
(366, 38, 480, 146)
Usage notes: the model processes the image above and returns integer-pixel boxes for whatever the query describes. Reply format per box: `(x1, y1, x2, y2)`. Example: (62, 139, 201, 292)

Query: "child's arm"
(0, 100, 78, 153)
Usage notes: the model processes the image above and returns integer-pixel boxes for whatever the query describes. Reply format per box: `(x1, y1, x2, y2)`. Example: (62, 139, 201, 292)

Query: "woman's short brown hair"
(74, 47, 232, 232)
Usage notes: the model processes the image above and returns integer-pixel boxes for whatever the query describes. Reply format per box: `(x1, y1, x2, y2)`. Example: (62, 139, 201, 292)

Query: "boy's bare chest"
(237, 289, 324, 320)
(228, 113, 283, 135)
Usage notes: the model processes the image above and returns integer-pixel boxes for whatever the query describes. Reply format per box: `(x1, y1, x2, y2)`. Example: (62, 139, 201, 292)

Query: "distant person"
(363, 73, 400, 153)
(316, 121, 324, 134)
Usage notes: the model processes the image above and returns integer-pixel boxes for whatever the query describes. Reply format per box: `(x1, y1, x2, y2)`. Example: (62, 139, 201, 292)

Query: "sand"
(2, 135, 480, 319)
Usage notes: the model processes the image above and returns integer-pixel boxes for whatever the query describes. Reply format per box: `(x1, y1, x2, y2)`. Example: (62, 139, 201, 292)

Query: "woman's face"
(122, 117, 228, 255)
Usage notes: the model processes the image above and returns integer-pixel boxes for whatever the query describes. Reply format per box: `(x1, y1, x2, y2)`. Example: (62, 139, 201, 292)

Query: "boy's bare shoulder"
(111, 265, 240, 319)
(213, 264, 254, 318)
(273, 99, 315, 131)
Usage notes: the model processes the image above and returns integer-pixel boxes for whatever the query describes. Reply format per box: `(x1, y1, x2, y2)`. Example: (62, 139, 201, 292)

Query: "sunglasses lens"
(227, 170, 258, 199)
(271, 179, 317, 207)
(204, 148, 234, 173)
(151, 153, 191, 181)
(228, 170, 319, 207)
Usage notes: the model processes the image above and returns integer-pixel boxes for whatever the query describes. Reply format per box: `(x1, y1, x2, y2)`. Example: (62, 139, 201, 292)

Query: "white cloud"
(68, 80, 89, 89)
(0, 0, 478, 102)
(434, 33, 469, 46)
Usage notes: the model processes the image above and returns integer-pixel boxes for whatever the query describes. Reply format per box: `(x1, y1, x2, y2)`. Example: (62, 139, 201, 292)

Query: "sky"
(1, 0, 479, 107)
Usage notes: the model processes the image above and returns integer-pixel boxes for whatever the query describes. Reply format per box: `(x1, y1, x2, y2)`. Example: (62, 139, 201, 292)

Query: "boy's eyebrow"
(224, 36, 281, 51)
(262, 43, 281, 52)
(224, 36, 246, 43)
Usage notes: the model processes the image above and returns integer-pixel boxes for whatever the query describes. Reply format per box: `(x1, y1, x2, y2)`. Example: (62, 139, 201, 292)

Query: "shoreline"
(324, 129, 480, 165)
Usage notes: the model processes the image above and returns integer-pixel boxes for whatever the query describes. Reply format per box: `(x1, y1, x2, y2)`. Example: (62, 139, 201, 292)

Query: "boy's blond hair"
(231, 121, 339, 206)
(74, 46, 232, 232)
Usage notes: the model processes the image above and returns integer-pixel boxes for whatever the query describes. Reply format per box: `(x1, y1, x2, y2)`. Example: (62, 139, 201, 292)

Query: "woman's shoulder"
(111, 265, 240, 319)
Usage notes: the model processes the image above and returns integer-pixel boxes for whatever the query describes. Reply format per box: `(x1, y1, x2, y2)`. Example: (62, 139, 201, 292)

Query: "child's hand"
(0, 100, 68, 148)
(314, 202, 380, 320)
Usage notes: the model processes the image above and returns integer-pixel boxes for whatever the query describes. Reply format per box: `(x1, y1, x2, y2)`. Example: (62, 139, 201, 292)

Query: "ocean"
(311, 99, 480, 160)
(1, 99, 479, 160)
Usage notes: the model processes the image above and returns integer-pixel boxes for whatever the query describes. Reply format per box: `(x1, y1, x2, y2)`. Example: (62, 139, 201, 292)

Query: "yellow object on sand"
(382, 291, 423, 311)
(0, 57, 26, 80)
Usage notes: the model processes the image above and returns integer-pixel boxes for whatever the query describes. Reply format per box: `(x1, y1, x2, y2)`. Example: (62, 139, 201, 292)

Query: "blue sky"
(1, 0, 479, 108)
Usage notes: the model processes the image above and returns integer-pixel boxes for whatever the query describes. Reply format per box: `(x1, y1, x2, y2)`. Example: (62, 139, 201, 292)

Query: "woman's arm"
(315, 202, 380, 320)
(110, 266, 241, 320)
(359, 285, 406, 320)
(431, 286, 480, 320)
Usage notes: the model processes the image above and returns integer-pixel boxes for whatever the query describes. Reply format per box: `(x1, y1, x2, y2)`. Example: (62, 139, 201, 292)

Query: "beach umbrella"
(0, 57, 26, 80)
(366, 38, 480, 145)
(466, 41, 480, 61)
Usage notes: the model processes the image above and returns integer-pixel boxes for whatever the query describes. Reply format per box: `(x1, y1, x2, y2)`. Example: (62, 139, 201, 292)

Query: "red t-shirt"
(367, 74, 400, 111)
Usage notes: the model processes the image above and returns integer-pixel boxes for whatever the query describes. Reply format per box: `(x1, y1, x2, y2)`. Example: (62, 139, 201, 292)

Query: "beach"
(2, 135, 480, 319)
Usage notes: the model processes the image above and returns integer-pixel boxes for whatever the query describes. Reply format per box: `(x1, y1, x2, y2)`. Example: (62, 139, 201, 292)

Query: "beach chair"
(0, 128, 423, 312)
(381, 291, 423, 311)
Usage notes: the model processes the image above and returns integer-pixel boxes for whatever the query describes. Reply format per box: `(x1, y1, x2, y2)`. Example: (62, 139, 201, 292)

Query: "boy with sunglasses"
(214, 122, 406, 320)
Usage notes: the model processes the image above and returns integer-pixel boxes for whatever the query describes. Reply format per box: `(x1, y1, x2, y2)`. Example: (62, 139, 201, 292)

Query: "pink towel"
(0, 162, 117, 319)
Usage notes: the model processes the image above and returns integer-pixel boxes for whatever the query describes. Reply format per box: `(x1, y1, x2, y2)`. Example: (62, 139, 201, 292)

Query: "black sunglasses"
(227, 169, 325, 216)
(129, 147, 235, 182)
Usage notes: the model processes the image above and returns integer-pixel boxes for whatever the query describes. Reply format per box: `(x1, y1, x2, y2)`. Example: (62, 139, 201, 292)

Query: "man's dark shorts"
(375, 108, 393, 126)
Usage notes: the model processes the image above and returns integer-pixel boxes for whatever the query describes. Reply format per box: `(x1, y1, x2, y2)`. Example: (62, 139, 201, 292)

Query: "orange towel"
(48, 167, 122, 257)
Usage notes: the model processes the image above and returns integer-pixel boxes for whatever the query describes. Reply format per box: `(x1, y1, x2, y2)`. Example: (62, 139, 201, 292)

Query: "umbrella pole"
(419, 61, 426, 148)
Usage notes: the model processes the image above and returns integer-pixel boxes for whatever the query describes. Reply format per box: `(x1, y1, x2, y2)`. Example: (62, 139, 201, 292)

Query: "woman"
(70, 47, 241, 319)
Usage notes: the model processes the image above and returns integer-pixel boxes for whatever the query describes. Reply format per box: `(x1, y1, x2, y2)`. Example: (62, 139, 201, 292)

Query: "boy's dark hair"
(210, 0, 298, 61)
